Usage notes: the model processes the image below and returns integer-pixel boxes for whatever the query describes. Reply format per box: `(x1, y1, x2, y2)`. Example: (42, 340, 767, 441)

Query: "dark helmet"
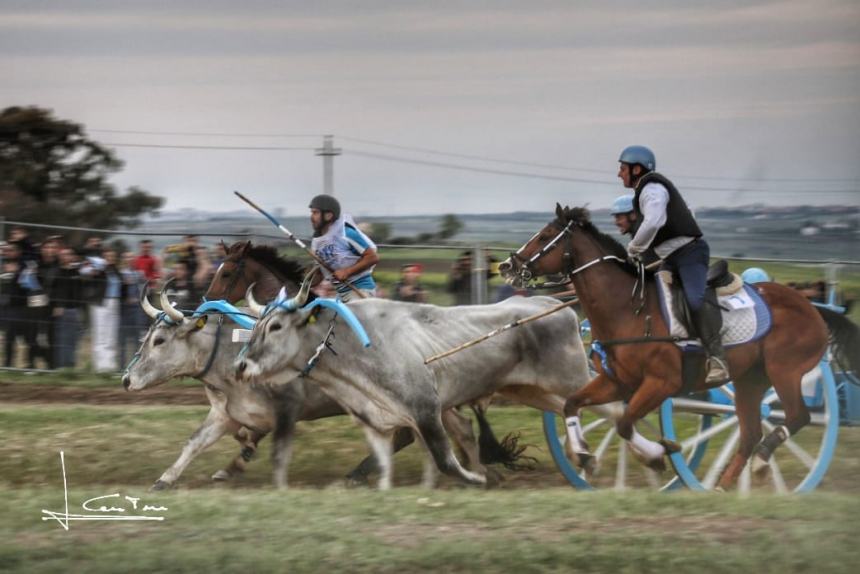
(308, 194, 341, 220)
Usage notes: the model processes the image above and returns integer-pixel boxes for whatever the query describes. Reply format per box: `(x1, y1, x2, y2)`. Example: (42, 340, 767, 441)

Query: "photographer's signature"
(41, 451, 168, 531)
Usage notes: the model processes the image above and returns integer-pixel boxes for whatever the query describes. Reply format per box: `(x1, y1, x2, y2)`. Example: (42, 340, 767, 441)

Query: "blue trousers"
(660, 239, 710, 312)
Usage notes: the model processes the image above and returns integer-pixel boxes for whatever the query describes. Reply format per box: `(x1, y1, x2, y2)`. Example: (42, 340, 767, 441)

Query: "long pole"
(233, 191, 368, 299)
(424, 297, 579, 364)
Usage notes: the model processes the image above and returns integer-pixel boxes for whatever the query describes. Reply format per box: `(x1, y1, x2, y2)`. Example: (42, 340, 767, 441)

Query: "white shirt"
(627, 182, 695, 259)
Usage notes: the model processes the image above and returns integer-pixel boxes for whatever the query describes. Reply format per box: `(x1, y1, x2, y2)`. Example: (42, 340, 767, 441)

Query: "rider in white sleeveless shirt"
(308, 195, 379, 302)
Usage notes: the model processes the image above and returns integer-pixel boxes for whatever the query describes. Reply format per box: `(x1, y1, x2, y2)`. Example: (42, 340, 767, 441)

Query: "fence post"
(471, 243, 487, 305)
(826, 260, 840, 305)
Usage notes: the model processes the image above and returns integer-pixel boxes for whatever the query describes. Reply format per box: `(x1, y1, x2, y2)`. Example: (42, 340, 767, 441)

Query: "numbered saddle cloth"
(655, 272, 772, 349)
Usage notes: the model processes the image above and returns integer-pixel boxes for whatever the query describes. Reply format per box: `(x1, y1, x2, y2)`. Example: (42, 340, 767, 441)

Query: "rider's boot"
(691, 288, 730, 385)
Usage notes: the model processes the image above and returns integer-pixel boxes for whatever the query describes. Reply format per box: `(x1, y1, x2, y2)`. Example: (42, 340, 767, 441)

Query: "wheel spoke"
(702, 427, 740, 490)
(738, 460, 751, 495)
(716, 385, 735, 401)
(593, 426, 617, 462)
(672, 397, 737, 416)
(615, 441, 627, 491)
(769, 456, 788, 494)
(681, 416, 737, 453)
(582, 418, 608, 434)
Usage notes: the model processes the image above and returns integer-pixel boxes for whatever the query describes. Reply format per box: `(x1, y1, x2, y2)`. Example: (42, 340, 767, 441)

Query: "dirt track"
(0, 381, 208, 405)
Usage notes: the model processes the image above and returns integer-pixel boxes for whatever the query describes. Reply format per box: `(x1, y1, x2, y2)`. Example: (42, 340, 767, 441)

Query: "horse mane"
(561, 206, 637, 275)
(228, 242, 305, 286)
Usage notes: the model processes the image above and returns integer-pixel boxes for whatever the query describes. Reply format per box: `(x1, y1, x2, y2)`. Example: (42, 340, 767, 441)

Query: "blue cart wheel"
(543, 409, 712, 490)
(660, 356, 839, 493)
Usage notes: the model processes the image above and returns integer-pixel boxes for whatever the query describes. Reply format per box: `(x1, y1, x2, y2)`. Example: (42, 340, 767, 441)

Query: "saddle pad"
(655, 279, 772, 349)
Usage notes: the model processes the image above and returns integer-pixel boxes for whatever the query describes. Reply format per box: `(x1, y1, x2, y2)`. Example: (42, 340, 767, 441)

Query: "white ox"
(236, 275, 607, 490)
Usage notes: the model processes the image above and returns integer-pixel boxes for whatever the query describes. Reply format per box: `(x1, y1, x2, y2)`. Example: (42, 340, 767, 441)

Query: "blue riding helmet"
(610, 194, 635, 215)
(741, 267, 771, 284)
(619, 145, 656, 171)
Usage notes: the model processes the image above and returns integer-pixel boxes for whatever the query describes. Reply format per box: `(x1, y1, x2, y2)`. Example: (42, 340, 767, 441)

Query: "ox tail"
(471, 404, 538, 471)
(816, 306, 860, 375)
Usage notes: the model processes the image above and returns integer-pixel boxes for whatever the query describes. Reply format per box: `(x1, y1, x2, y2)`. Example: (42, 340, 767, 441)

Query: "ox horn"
(159, 278, 187, 323)
(140, 285, 161, 319)
(245, 283, 266, 317)
(281, 265, 316, 311)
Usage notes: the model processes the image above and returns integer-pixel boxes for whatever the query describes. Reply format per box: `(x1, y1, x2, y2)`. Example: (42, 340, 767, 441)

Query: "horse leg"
(716, 374, 769, 490)
(752, 362, 812, 466)
(615, 376, 678, 471)
(213, 427, 267, 481)
(563, 374, 628, 472)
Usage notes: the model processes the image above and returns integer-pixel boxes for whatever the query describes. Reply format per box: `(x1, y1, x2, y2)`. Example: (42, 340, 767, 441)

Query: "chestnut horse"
(205, 241, 304, 303)
(499, 205, 860, 490)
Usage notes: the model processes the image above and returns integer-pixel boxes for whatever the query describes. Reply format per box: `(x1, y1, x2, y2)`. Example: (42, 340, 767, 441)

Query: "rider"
(610, 194, 637, 236)
(617, 145, 730, 385)
(309, 194, 379, 302)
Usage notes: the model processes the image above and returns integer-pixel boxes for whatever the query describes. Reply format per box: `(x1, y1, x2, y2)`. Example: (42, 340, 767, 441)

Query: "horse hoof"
(211, 470, 232, 482)
(751, 455, 770, 479)
(577, 453, 597, 477)
(150, 480, 171, 491)
(659, 439, 681, 454)
(645, 457, 667, 473)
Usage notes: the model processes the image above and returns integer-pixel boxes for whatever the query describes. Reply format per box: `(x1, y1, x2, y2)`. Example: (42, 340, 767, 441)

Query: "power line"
(345, 150, 860, 194)
(103, 142, 316, 151)
(91, 128, 323, 138)
(87, 127, 858, 185)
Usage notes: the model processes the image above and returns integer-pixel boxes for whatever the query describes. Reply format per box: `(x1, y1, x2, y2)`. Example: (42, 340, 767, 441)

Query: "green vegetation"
(1, 394, 859, 572)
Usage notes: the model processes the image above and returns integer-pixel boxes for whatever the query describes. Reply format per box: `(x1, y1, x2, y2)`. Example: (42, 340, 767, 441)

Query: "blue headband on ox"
(264, 297, 371, 348)
(192, 300, 258, 329)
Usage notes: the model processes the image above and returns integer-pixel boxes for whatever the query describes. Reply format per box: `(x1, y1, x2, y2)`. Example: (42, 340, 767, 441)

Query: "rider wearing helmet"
(618, 145, 729, 385)
(741, 267, 770, 284)
(610, 194, 637, 235)
(309, 194, 379, 301)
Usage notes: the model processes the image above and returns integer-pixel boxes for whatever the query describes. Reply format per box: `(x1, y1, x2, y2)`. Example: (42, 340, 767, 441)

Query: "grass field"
(1, 396, 859, 573)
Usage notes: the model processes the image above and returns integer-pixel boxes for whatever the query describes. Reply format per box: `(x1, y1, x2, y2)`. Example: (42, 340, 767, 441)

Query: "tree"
(437, 214, 463, 240)
(0, 106, 164, 238)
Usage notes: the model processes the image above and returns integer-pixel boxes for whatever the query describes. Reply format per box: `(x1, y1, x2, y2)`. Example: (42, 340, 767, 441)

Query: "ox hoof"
(484, 468, 504, 489)
(211, 470, 232, 482)
(150, 480, 171, 491)
(344, 473, 371, 489)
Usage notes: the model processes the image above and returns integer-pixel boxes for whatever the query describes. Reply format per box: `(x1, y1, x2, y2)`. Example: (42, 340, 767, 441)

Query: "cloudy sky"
(2, 0, 859, 216)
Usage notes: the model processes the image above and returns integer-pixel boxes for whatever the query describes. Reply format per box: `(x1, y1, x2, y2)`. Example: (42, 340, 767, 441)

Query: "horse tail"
(471, 404, 537, 471)
(816, 306, 860, 375)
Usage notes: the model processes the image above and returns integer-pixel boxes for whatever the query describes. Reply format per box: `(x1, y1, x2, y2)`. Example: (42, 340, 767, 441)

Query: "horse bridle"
(509, 218, 577, 284)
(509, 217, 628, 286)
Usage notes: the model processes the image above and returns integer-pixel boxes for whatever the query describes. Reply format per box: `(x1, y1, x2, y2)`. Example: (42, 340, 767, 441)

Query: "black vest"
(632, 172, 702, 247)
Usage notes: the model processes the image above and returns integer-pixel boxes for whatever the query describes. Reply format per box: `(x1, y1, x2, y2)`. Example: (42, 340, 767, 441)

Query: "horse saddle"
(655, 260, 773, 350)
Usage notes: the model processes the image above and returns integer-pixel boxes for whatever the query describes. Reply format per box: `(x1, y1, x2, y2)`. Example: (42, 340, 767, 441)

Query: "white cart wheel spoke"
(681, 416, 738, 453)
(762, 420, 816, 470)
(702, 427, 740, 490)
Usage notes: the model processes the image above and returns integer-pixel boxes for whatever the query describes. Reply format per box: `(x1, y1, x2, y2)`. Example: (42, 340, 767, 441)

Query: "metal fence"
(1, 219, 857, 374)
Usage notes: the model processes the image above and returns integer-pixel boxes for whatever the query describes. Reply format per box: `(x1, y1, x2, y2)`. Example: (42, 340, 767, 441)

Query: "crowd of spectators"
(0, 229, 223, 372)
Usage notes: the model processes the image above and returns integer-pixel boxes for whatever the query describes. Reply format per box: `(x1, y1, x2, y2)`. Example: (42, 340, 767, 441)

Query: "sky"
(1, 0, 859, 216)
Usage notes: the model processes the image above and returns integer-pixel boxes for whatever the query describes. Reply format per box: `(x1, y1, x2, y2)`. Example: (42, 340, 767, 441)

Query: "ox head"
(121, 284, 212, 391)
(234, 267, 315, 382)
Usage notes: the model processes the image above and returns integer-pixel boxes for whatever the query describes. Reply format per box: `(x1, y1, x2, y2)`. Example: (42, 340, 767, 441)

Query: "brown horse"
(205, 241, 305, 303)
(499, 204, 860, 490)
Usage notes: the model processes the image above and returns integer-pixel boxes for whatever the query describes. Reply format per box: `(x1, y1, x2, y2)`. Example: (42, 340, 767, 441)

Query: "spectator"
(164, 235, 199, 279)
(1, 244, 39, 368)
(51, 248, 84, 368)
(164, 260, 200, 311)
(81, 236, 104, 258)
(119, 251, 147, 369)
(446, 250, 496, 305)
(392, 263, 427, 303)
(35, 238, 62, 368)
(192, 245, 214, 291)
(132, 239, 162, 287)
(81, 249, 123, 372)
(9, 226, 38, 263)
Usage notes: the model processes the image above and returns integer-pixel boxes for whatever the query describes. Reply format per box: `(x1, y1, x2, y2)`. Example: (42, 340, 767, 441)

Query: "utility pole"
(315, 135, 342, 195)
